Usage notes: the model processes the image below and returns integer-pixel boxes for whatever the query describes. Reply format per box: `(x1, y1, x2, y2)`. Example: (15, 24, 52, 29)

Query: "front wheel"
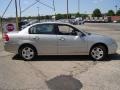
(20, 46, 36, 61)
(90, 45, 107, 60)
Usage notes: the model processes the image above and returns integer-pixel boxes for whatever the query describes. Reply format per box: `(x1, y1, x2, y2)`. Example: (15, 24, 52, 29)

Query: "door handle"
(59, 37, 65, 41)
(32, 37, 40, 40)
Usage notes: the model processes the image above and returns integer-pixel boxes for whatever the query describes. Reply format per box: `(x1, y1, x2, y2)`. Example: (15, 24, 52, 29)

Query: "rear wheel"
(19, 46, 36, 61)
(90, 45, 107, 60)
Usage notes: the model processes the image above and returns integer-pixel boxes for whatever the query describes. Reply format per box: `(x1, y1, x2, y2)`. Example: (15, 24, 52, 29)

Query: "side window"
(29, 24, 54, 34)
(58, 25, 77, 35)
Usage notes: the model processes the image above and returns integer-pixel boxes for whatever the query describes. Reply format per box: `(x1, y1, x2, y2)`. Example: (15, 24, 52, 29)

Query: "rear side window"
(29, 24, 54, 34)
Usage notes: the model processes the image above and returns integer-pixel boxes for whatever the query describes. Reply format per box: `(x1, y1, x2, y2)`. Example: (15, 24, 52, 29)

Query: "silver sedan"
(4, 22, 118, 60)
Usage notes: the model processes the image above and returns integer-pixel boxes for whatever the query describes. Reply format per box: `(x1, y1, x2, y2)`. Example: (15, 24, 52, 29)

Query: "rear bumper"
(4, 42, 18, 54)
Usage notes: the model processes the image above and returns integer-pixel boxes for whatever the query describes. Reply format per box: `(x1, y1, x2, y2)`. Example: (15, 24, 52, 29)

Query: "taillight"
(3, 33, 9, 41)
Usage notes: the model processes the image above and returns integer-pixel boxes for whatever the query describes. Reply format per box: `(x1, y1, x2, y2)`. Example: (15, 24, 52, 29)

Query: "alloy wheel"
(22, 47, 35, 60)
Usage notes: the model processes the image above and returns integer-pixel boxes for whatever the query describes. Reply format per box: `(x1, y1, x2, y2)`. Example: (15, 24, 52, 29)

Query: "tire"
(19, 45, 36, 61)
(90, 45, 107, 60)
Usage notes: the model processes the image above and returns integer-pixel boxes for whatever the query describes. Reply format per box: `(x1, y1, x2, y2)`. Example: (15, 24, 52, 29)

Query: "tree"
(56, 14, 63, 20)
(107, 10, 115, 16)
(76, 12, 81, 17)
(116, 10, 120, 16)
(81, 14, 88, 19)
(92, 8, 102, 17)
(45, 15, 51, 19)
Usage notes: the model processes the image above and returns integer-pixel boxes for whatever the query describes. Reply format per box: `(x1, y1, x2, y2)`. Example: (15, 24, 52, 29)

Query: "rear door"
(29, 24, 57, 55)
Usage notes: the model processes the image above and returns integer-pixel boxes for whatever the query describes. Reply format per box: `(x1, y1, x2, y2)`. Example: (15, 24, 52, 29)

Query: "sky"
(0, 0, 120, 17)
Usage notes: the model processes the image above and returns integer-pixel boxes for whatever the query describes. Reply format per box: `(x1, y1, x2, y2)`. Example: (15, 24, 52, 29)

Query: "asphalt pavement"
(0, 34, 2, 40)
(0, 23, 120, 90)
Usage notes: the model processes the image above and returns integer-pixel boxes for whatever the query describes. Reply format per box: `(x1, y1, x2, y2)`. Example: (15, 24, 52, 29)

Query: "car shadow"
(108, 54, 120, 60)
(12, 54, 120, 61)
(12, 54, 91, 61)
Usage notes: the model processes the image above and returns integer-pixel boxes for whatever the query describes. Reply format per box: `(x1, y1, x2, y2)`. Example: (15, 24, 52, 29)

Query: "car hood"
(86, 33, 116, 44)
(89, 33, 109, 39)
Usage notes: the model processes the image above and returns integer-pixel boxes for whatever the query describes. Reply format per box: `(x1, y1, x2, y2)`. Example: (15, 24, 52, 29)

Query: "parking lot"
(0, 23, 120, 90)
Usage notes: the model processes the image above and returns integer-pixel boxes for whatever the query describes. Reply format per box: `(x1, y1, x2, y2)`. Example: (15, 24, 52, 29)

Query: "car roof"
(31, 21, 72, 26)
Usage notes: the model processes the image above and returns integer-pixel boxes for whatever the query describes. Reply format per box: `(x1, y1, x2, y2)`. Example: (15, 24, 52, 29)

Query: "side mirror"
(77, 32, 86, 37)
(81, 33, 86, 37)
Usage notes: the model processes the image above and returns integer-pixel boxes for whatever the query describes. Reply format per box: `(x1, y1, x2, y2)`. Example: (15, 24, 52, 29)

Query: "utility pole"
(19, 0, 21, 22)
(19, 0, 22, 30)
(115, 5, 118, 14)
(15, 0, 19, 31)
(53, 0, 56, 20)
(78, 0, 80, 14)
(0, 17, 3, 37)
(37, 7, 40, 22)
(67, 0, 69, 20)
(114, 0, 118, 14)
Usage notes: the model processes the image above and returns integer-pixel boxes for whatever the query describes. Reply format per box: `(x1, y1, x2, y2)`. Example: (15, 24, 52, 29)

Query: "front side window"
(29, 24, 54, 34)
(57, 25, 77, 35)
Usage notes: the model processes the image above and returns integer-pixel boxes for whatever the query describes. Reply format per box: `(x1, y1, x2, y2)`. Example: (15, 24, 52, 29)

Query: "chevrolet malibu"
(4, 22, 117, 60)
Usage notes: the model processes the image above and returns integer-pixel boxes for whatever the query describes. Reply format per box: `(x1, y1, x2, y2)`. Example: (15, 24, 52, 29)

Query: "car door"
(29, 24, 57, 55)
(56, 24, 87, 55)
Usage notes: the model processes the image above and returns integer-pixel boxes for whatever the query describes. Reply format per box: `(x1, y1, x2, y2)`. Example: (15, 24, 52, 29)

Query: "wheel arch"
(90, 43, 108, 54)
(18, 43, 38, 55)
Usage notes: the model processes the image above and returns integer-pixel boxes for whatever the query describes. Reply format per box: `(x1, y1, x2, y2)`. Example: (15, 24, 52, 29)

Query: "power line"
(2, 0, 13, 18)
(36, 0, 54, 10)
(21, 1, 38, 13)
(1, 0, 13, 37)
(22, 0, 54, 13)
(21, 0, 54, 14)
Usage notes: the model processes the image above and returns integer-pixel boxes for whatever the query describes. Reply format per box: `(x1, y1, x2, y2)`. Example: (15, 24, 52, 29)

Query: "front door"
(57, 24, 87, 55)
